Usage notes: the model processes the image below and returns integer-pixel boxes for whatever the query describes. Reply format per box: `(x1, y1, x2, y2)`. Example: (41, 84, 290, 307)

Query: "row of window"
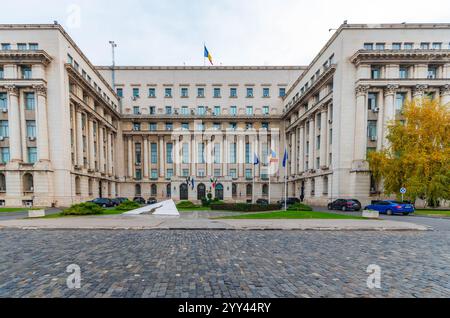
(367, 92, 407, 112)
(132, 105, 270, 116)
(134, 167, 267, 181)
(369, 64, 440, 79)
(0, 43, 39, 51)
(363, 42, 448, 50)
(132, 121, 270, 131)
(0, 65, 32, 80)
(0, 92, 36, 110)
(0, 120, 36, 138)
(67, 54, 118, 110)
(120, 87, 287, 99)
(0, 147, 37, 164)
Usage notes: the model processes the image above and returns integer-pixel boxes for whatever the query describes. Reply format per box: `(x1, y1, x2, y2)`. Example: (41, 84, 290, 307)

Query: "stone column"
(238, 133, 245, 178)
(76, 110, 84, 167)
(143, 137, 149, 178)
(191, 136, 196, 177)
(299, 125, 304, 172)
(159, 137, 165, 177)
(6, 86, 22, 162)
(127, 137, 133, 178)
(99, 125, 105, 172)
(320, 108, 328, 168)
(441, 84, 450, 105)
(383, 85, 398, 147)
(308, 118, 315, 170)
(206, 138, 213, 177)
(107, 132, 113, 175)
(290, 131, 296, 175)
(34, 85, 50, 162)
(354, 85, 370, 161)
(88, 120, 95, 171)
(326, 107, 332, 167)
(222, 135, 228, 177)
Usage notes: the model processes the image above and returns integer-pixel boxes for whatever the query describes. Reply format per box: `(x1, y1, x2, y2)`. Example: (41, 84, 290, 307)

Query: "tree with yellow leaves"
(368, 97, 450, 207)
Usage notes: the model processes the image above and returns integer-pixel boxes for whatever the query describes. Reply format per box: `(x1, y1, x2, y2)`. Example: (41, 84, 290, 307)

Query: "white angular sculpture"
(123, 199, 180, 216)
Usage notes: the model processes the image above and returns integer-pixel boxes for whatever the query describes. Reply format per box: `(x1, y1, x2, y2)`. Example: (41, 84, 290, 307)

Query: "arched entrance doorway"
(197, 183, 206, 200)
(166, 184, 172, 198)
(215, 183, 224, 200)
(180, 183, 189, 200)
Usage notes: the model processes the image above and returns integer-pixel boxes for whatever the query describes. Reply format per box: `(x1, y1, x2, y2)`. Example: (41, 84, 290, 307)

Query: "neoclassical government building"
(0, 23, 449, 207)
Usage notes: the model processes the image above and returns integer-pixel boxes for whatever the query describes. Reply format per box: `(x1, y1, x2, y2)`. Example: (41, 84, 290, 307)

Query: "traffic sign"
(400, 187, 407, 194)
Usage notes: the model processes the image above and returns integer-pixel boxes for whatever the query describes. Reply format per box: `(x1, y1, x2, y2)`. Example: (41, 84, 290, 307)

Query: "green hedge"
(176, 201, 198, 209)
(62, 203, 105, 216)
(115, 201, 140, 211)
(210, 203, 281, 212)
(287, 203, 313, 211)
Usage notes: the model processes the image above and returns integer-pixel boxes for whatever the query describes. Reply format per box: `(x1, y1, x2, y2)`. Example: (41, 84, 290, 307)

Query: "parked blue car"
(364, 200, 415, 215)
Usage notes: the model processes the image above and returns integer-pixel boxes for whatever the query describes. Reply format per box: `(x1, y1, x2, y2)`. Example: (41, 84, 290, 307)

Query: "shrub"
(176, 201, 198, 209)
(63, 203, 104, 216)
(287, 203, 313, 211)
(115, 200, 140, 211)
(210, 203, 280, 212)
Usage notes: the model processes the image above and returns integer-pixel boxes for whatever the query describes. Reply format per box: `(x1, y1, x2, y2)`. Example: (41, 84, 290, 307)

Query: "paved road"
(0, 208, 61, 221)
(0, 229, 448, 298)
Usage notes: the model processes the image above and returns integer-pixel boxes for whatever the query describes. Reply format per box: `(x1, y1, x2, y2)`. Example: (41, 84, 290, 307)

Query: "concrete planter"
(362, 210, 379, 219)
(28, 209, 46, 218)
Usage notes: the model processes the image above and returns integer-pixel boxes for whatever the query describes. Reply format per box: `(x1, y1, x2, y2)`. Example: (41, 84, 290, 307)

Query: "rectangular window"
(396, 93, 406, 112)
(428, 66, 437, 79)
(432, 42, 442, 50)
(182, 169, 189, 177)
(368, 93, 378, 110)
(0, 93, 7, 110)
(133, 106, 140, 115)
(0, 66, 3, 79)
(213, 106, 221, 116)
(116, 88, 123, 97)
(197, 169, 205, 177)
(165, 88, 172, 98)
(229, 143, 237, 164)
(197, 143, 205, 164)
(151, 169, 158, 179)
(181, 87, 188, 97)
(151, 143, 157, 164)
(229, 122, 237, 130)
(262, 106, 269, 115)
(29, 43, 38, 50)
(28, 147, 37, 164)
(375, 43, 385, 50)
(25, 93, 35, 110)
(26, 120, 36, 138)
(246, 106, 253, 115)
(1, 43, 11, 50)
(230, 88, 237, 98)
(246, 88, 254, 98)
(392, 43, 402, 50)
(21, 66, 32, 79)
(17, 43, 27, 51)
(133, 123, 141, 131)
(367, 121, 377, 140)
(135, 143, 142, 164)
(148, 106, 155, 115)
(245, 169, 252, 179)
(404, 42, 413, 50)
(197, 87, 205, 97)
(245, 143, 251, 164)
(214, 143, 220, 164)
(0, 120, 9, 138)
(197, 123, 205, 131)
(364, 43, 374, 50)
(166, 143, 173, 164)
(166, 123, 173, 131)
(165, 106, 172, 115)
(148, 88, 156, 97)
(370, 66, 381, 79)
(1, 147, 10, 163)
(263, 88, 270, 97)
(182, 143, 189, 164)
(181, 106, 189, 115)
(149, 123, 157, 131)
(181, 122, 189, 130)
(133, 88, 140, 98)
(197, 106, 206, 115)
(230, 169, 237, 179)
(166, 169, 174, 179)
(134, 169, 142, 180)
(279, 88, 286, 97)
(245, 122, 253, 130)
(214, 169, 221, 177)
(420, 42, 430, 49)
(213, 88, 221, 98)
(230, 106, 237, 116)
(399, 66, 409, 79)
(261, 122, 269, 130)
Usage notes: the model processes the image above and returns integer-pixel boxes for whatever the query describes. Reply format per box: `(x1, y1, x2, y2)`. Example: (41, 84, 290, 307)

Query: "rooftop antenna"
(109, 41, 117, 91)
(54, 20, 58, 25)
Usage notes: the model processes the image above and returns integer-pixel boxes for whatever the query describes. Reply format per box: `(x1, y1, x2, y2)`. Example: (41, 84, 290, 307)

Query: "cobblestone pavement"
(0, 229, 449, 298)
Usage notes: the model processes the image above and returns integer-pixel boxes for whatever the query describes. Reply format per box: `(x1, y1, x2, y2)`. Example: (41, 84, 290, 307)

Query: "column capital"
(384, 84, 399, 97)
(440, 84, 450, 96)
(413, 84, 428, 97)
(355, 84, 370, 97)
(4, 85, 19, 96)
(32, 84, 47, 97)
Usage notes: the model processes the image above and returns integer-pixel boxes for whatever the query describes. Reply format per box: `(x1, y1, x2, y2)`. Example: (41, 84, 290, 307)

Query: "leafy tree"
(368, 98, 450, 207)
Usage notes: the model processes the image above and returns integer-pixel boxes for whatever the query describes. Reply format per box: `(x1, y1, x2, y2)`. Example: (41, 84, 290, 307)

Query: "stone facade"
(0, 23, 449, 207)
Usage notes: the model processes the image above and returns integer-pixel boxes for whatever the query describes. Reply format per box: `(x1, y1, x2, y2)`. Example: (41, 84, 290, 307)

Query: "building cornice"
(0, 50, 52, 65)
(351, 49, 450, 65)
(96, 66, 306, 71)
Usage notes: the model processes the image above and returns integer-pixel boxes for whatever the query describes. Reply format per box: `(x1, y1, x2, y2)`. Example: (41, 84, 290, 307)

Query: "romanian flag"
(204, 45, 213, 65)
(269, 150, 279, 163)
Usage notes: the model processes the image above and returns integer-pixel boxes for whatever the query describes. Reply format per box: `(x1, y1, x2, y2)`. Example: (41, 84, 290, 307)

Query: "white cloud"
(1, 0, 450, 66)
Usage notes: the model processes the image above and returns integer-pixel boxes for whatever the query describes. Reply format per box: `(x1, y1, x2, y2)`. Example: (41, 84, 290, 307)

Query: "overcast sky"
(1, 0, 450, 66)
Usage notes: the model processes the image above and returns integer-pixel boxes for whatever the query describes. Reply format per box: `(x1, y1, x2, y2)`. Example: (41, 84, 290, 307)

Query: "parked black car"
(277, 197, 301, 207)
(110, 198, 121, 207)
(328, 199, 362, 211)
(116, 197, 130, 204)
(133, 197, 146, 205)
(256, 199, 269, 206)
(147, 197, 157, 205)
(89, 198, 115, 208)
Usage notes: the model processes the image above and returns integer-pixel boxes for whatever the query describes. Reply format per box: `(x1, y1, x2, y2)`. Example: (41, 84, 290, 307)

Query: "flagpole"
(268, 164, 271, 204)
(203, 42, 205, 67)
(284, 151, 288, 211)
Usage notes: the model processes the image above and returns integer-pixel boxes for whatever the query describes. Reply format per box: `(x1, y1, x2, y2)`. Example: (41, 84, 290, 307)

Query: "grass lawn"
(415, 210, 450, 217)
(178, 206, 211, 212)
(0, 208, 27, 213)
(220, 210, 365, 220)
(41, 208, 129, 219)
